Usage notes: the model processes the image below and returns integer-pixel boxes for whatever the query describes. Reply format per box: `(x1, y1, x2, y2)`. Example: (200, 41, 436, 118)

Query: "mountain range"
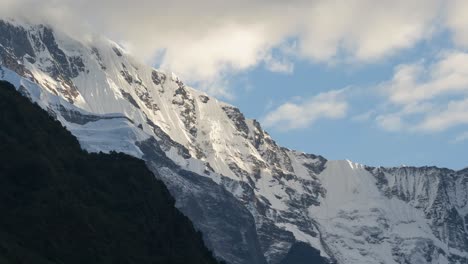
(0, 19, 467, 264)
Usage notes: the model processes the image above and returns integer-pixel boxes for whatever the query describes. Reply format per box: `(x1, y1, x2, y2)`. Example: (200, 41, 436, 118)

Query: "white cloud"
(376, 114, 404, 132)
(1, 0, 460, 96)
(382, 52, 468, 105)
(416, 98, 468, 131)
(297, 0, 440, 62)
(263, 89, 348, 131)
(264, 54, 294, 74)
(445, 0, 468, 48)
(377, 51, 468, 132)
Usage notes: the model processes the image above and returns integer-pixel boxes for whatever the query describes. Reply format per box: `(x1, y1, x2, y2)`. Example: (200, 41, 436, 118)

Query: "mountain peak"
(1, 19, 467, 264)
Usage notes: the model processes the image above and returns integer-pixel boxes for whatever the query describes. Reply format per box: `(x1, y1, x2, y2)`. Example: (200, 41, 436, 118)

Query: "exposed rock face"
(138, 138, 268, 264)
(0, 21, 82, 102)
(1, 19, 467, 264)
(366, 166, 468, 263)
(172, 81, 197, 138)
(0, 80, 221, 264)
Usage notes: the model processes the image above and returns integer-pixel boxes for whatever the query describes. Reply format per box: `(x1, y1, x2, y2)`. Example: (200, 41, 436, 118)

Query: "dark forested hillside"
(280, 242, 328, 264)
(0, 80, 220, 264)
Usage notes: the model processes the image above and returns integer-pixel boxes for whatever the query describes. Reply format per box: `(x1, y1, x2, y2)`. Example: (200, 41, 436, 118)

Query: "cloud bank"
(3, 0, 467, 95)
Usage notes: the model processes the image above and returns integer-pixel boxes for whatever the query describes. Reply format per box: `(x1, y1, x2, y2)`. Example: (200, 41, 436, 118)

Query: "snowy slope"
(0, 19, 467, 264)
(311, 161, 464, 263)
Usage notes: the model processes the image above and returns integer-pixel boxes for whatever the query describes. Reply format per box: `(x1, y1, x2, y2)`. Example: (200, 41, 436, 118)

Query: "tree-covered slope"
(0, 80, 220, 264)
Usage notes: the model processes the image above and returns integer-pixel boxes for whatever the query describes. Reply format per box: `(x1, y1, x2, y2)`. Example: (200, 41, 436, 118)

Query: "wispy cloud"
(376, 50, 468, 132)
(263, 89, 348, 131)
(382, 52, 468, 105)
(416, 98, 468, 132)
(352, 110, 376, 123)
(264, 54, 294, 74)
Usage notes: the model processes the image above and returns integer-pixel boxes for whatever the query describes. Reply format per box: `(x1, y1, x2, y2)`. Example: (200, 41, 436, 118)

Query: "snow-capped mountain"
(0, 19, 467, 264)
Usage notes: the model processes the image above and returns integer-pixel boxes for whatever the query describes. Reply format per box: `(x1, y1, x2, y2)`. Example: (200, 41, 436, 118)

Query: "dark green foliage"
(280, 242, 328, 264)
(0, 81, 220, 264)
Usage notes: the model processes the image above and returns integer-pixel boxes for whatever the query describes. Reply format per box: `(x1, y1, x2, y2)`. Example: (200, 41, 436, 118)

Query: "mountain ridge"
(0, 19, 467, 264)
(0, 80, 221, 264)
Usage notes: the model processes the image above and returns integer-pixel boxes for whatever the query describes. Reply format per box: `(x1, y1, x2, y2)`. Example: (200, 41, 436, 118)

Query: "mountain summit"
(0, 19, 467, 264)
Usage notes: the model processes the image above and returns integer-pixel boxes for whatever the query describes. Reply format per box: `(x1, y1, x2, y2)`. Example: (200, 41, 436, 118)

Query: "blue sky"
(7, 0, 468, 169)
(229, 56, 467, 170)
(223, 32, 468, 170)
